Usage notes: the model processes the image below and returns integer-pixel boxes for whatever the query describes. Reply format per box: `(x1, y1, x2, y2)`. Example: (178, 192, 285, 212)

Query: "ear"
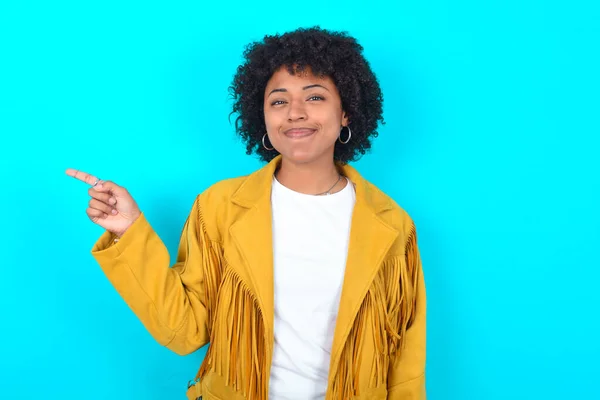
(341, 111, 349, 127)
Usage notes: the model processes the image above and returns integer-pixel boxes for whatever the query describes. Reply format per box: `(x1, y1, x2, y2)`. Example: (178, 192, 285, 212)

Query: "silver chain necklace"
(315, 174, 343, 196)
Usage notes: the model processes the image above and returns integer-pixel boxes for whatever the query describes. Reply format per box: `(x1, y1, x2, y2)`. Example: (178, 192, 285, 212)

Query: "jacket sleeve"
(387, 229, 427, 399)
(91, 196, 214, 355)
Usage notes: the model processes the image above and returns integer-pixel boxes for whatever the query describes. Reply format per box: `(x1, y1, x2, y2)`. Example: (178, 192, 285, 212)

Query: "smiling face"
(263, 66, 349, 165)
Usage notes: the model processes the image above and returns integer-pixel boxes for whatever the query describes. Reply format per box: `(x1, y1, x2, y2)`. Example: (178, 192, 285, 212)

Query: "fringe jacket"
(92, 155, 427, 400)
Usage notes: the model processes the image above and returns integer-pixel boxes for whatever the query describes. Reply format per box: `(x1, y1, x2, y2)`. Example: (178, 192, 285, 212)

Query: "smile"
(283, 128, 317, 138)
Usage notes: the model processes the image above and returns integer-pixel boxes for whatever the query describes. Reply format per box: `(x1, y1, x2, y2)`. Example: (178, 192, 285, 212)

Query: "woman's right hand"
(66, 169, 142, 238)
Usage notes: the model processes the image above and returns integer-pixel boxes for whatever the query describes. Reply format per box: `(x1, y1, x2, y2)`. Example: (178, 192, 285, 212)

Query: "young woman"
(67, 26, 426, 400)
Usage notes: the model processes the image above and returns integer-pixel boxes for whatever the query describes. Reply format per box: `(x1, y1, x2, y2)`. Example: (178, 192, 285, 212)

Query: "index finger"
(65, 168, 101, 186)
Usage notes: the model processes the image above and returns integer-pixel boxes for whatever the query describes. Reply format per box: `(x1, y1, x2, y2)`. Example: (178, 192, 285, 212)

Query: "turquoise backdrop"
(1, 1, 598, 399)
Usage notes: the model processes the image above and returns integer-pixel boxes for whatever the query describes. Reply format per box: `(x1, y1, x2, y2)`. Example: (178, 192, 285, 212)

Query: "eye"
(308, 95, 324, 101)
(270, 100, 287, 106)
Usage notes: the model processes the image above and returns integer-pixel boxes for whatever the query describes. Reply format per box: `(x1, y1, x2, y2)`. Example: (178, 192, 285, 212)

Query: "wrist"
(113, 225, 131, 240)
(116, 211, 141, 238)
(112, 211, 141, 241)
(114, 225, 130, 239)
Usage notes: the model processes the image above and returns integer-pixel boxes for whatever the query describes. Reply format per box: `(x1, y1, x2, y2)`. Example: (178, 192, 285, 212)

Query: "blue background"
(1, 1, 599, 399)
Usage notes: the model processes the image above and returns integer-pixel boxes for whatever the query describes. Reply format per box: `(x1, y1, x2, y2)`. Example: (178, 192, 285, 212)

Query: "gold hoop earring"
(262, 133, 274, 150)
(339, 126, 351, 144)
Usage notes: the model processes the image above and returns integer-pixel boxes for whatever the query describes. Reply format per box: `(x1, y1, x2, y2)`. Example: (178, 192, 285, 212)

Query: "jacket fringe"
(191, 207, 419, 400)
(193, 208, 268, 399)
(196, 209, 223, 328)
(197, 267, 268, 399)
(329, 224, 420, 399)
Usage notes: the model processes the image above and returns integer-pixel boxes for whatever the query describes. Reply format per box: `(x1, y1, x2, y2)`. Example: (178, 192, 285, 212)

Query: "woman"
(67, 27, 426, 400)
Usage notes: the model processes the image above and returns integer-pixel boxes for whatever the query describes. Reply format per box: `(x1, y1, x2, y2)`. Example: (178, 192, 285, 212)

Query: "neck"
(275, 156, 344, 195)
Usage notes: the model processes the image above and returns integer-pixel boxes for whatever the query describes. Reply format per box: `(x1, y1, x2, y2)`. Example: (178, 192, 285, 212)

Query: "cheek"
(263, 109, 277, 131)
(264, 105, 284, 121)
(321, 110, 343, 133)
(320, 102, 343, 122)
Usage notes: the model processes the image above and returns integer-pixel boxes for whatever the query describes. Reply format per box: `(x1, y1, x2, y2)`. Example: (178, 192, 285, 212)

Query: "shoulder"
(342, 163, 417, 237)
(185, 174, 252, 242)
(197, 175, 248, 207)
(362, 178, 417, 239)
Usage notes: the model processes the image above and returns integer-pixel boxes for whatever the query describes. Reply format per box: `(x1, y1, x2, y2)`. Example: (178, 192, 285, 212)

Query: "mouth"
(283, 128, 317, 139)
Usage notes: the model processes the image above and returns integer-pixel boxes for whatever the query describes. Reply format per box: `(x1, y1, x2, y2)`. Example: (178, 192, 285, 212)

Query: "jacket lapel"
(229, 158, 280, 336)
(326, 163, 399, 378)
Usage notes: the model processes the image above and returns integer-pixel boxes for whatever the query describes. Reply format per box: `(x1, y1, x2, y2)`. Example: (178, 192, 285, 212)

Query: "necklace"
(315, 174, 343, 196)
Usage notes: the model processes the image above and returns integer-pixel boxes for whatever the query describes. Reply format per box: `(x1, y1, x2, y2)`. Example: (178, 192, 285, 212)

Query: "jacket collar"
(231, 154, 394, 214)
(228, 155, 399, 378)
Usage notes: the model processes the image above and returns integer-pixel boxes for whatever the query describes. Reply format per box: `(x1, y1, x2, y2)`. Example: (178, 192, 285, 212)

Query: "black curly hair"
(229, 26, 385, 164)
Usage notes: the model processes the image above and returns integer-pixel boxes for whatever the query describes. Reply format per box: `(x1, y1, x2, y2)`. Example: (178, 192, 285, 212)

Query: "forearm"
(92, 212, 210, 355)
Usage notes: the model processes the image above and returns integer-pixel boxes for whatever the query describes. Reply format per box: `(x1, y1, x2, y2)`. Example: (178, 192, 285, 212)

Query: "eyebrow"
(268, 84, 330, 97)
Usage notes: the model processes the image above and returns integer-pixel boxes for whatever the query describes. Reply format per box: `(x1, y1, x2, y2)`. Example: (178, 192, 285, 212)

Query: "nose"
(287, 99, 307, 121)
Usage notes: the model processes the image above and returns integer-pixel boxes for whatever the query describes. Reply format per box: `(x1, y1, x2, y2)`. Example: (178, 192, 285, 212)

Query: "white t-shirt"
(268, 175, 356, 400)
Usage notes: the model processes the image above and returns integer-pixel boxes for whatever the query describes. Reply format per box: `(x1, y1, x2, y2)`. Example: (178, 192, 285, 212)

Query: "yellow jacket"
(92, 155, 426, 400)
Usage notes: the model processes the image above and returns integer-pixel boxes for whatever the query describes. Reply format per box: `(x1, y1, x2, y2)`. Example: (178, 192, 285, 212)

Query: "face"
(263, 66, 348, 165)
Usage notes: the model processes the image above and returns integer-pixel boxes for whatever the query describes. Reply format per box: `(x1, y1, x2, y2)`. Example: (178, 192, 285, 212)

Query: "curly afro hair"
(229, 26, 385, 164)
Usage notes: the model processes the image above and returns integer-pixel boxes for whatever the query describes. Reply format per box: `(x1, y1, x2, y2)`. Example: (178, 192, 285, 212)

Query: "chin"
(280, 149, 322, 165)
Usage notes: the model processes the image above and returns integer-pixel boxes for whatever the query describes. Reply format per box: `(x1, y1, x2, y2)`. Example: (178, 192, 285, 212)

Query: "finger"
(65, 168, 101, 187)
(89, 198, 117, 216)
(87, 207, 108, 221)
(94, 180, 126, 196)
(87, 188, 116, 205)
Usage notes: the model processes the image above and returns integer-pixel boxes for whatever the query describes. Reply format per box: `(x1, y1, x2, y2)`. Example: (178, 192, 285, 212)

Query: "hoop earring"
(262, 133, 274, 150)
(339, 126, 351, 144)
